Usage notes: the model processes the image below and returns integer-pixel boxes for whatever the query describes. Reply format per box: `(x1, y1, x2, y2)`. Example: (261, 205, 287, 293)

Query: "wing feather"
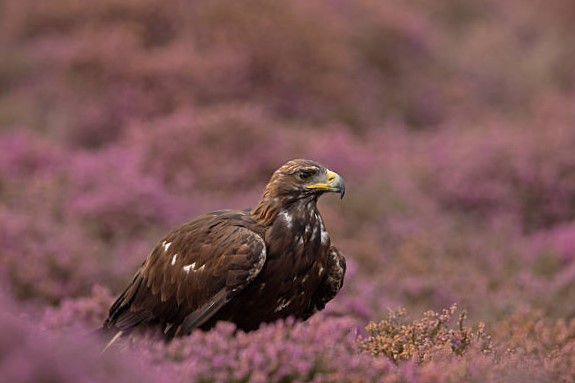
(174, 289, 229, 336)
(308, 245, 346, 315)
(104, 211, 266, 335)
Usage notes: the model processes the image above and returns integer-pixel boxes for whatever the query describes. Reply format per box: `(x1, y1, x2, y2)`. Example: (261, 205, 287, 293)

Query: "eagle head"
(272, 159, 345, 200)
(251, 159, 345, 225)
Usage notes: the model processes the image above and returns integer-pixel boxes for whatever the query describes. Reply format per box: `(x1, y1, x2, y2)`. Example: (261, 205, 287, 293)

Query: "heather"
(2, 0, 575, 381)
(0, 292, 168, 383)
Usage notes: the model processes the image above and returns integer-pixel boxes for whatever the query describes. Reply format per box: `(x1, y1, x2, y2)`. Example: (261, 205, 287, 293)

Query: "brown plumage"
(102, 159, 346, 341)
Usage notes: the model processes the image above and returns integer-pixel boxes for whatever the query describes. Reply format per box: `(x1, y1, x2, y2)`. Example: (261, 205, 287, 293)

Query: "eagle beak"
(306, 170, 346, 199)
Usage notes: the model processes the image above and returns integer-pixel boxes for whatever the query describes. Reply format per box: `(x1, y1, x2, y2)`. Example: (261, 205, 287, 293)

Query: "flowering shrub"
(358, 304, 493, 364)
(420, 121, 575, 233)
(149, 317, 394, 383)
(35, 296, 575, 383)
(0, 293, 166, 383)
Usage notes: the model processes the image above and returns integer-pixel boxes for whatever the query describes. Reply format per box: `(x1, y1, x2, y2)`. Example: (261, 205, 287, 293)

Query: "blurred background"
(1, 0, 574, 381)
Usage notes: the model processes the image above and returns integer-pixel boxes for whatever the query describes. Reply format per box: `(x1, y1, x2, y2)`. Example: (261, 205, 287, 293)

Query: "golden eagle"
(102, 159, 346, 342)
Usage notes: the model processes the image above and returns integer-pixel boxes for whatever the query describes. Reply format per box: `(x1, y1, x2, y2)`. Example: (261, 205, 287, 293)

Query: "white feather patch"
(279, 210, 293, 228)
(320, 228, 329, 245)
(182, 262, 204, 274)
(274, 298, 293, 312)
(183, 262, 196, 273)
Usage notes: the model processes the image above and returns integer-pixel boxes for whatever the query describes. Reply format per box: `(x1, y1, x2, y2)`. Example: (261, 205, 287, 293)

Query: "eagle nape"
(101, 159, 346, 347)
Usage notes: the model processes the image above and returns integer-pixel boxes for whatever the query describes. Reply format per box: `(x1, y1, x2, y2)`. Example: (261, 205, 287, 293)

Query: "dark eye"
(298, 169, 315, 180)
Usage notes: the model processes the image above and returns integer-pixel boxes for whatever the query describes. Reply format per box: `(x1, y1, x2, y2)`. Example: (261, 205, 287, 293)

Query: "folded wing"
(103, 211, 266, 338)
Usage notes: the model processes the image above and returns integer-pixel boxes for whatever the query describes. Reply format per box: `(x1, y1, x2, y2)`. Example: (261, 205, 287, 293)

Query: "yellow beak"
(305, 170, 346, 199)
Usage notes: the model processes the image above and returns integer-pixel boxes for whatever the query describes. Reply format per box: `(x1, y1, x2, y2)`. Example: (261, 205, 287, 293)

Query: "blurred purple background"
(1, 0, 574, 381)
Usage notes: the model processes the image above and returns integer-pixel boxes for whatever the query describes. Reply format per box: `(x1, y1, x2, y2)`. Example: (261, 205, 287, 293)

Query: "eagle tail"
(101, 330, 123, 354)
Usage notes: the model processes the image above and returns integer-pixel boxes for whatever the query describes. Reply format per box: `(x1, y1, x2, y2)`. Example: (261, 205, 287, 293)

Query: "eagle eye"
(297, 169, 315, 181)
